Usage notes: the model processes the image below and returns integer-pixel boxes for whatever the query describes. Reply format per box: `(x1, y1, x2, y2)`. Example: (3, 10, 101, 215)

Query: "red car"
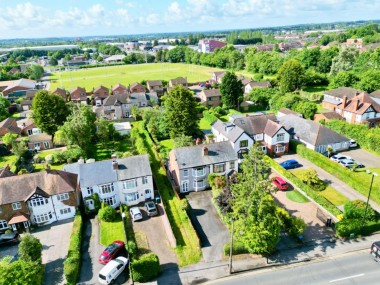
(272, 176, 288, 191)
(98, 240, 125, 264)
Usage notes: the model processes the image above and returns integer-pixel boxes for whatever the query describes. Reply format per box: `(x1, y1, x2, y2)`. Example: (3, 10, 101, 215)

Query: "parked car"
(0, 233, 20, 246)
(339, 159, 365, 169)
(272, 176, 288, 191)
(98, 256, 129, 284)
(330, 154, 352, 162)
(145, 201, 158, 217)
(129, 207, 143, 222)
(279, 159, 301, 170)
(349, 139, 358, 148)
(98, 240, 125, 264)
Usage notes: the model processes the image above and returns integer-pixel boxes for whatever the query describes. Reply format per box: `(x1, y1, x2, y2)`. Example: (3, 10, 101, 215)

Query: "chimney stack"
(342, 96, 347, 108)
(352, 99, 359, 111)
(5, 164, 10, 170)
(111, 153, 118, 170)
(202, 146, 208, 156)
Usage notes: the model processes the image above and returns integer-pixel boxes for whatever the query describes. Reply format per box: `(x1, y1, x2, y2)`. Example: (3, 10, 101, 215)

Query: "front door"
(144, 189, 152, 200)
(181, 181, 189, 193)
(85, 199, 95, 211)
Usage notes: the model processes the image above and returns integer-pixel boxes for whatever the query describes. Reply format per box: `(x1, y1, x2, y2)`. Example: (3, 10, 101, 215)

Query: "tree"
(32, 90, 68, 143)
(231, 144, 281, 254)
(329, 71, 359, 89)
(298, 168, 326, 191)
(49, 58, 58, 66)
(294, 101, 318, 120)
(173, 135, 193, 148)
(355, 70, 380, 93)
(27, 64, 44, 80)
(220, 71, 243, 110)
(330, 47, 358, 75)
(0, 97, 10, 121)
(96, 118, 112, 147)
(164, 85, 198, 138)
(248, 88, 279, 109)
(60, 104, 96, 157)
(19, 234, 42, 263)
(277, 59, 305, 93)
(2, 133, 18, 147)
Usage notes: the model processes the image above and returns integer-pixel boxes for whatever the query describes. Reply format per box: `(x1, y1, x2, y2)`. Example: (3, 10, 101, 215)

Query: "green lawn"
(286, 190, 310, 203)
(33, 163, 63, 172)
(49, 63, 225, 91)
(199, 117, 212, 130)
(0, 155, 18, 173)
(159, 139, 174, 151)
(99, 216, 126, 246)
(94, 139, 134, 161)
(303, 85, 328, 93)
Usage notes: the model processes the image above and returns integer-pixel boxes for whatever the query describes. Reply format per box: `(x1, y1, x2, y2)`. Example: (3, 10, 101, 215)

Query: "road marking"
(329, 273, 364, 283)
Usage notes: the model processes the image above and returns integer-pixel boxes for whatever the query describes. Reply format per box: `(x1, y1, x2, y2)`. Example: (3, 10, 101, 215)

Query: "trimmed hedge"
(223, 241, 249, 256)
(202, 110, 218, 124)
(63, 212, 83, 285)
(132, 253, 160, 282)
(334, 218, 380, 238)
(266, 156, 342, 217)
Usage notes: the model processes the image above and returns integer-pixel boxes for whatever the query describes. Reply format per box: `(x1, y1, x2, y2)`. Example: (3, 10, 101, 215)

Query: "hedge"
(223, 241, 250, 256)
(202, 110, 218, 125)
(266, 156, 342, 217)
(63, 212, 83, 285)
(132, 253, 160, 282)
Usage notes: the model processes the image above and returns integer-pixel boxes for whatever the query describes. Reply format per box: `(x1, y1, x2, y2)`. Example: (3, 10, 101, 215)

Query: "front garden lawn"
(159, 139, 174, 151)
(286, 190, 310, 203)
(99, 215, 126, 246)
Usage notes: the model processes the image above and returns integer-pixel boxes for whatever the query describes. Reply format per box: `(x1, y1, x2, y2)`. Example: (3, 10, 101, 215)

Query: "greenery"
(84, 193, 101, 215)
(0, 259, 44, 285)
(142, 108, 169, 141)
(99, 215, 126, 246)
(277, 59, 305, 93)
(344, 200, 376, 221)
(18, 234, 42, 263)
(64, 213, 83, 285)
(296, 168, 327, 191)
(164, 85, 198, 138)
(173, 135, 193, 148)
(223, 241, 250, 256)
(132, 253, 160, 282)
(98, 204, 117, 222)
(0, 97, 10, 121)
(202, 110, 218, 125)
(286, 190, 310, 203)
(220, 71, 243, 109)
(2, 133, 18, 147)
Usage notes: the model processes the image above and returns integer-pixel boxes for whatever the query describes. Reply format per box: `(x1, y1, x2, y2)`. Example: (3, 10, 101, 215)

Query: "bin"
(155, 195, 161, 204)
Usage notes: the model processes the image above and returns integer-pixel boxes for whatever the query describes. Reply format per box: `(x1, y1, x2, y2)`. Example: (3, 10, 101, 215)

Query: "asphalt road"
(340, 148, 380, 169)
(206, 250, 380, 285)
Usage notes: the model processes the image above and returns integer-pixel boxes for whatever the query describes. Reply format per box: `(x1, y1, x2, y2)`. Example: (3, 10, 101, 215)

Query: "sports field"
(49, 63, 230, 91)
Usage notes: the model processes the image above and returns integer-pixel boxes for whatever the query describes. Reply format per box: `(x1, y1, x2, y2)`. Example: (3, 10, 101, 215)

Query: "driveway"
(186, 191, 230, 263)
(0, 240, 18, 260)
(132, 203, 178, 270)
(339, 148, 380, 169)
(274, 154, 380, 213)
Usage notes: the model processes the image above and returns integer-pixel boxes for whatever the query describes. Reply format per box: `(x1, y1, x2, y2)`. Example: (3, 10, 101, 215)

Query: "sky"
(0, 0, 380, 39)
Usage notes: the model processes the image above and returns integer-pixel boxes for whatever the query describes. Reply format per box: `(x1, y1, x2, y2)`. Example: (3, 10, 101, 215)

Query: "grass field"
(49, 63, 231, 91)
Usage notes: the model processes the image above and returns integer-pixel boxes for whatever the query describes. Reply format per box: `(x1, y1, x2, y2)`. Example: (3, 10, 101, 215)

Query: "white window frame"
(57, 193, 69, 201)
(100, 184, 114, 194)
(183, 169, 189, 177)
(60, 208, 72, 215)
(192, 167, 205, 177)
(87, 187, 94, 195)
(230, 161, 235, 169)
(102, 196, 116, 206)
(239, 140, 248, 148)
(123, 180, 137, 190)
(34, 212, 52, 223)
(125, 192, 139, 202)
(30, 198, 48, 207)
(43, 141, 50, 149)
(275, 145, 286, 153)
(213, 163, 225, 173)
(276, 133, 285, 142)
(193, 180, 205, 189)
(12, 202, 21, 210)
(0, 220, 8, 230)
(142, 176, 148, 185)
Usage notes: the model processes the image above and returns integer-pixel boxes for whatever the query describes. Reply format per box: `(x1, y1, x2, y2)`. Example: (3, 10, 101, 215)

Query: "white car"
(98, 256, 128, 284)
(349, 139, 358, 148)
(330, 154, 352, 162)
(339, 159, 365, 169)
(129, 207, 143, 222)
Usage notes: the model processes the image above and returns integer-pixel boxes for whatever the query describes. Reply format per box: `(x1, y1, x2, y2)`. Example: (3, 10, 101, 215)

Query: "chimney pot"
(111, 153, 117, 161)
(202, 146, 208, 156)
(112, 161, 118, 170)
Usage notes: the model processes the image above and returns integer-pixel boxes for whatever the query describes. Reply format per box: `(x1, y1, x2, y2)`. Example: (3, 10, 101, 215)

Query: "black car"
(0, 233, 20, 246)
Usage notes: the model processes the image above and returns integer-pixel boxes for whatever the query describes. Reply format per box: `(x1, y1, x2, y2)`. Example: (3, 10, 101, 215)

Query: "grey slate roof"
(324, 87, 366, 99)
(211, 119, 244, 143)
(115, 155, 152, 180)
(172, 141, 237, 170)
(278, 114, 349, 147)
(370, 90, 380, 99)
(233, 114, 277, 136)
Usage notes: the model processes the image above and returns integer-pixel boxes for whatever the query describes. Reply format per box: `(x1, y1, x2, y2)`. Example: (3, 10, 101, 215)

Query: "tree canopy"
(277, 59, 305, 93)
(220, 71, 243, 110)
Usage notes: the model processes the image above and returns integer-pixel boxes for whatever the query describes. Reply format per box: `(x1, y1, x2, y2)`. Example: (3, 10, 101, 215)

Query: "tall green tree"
(231, 145, 281, 254)
(355, 70, 380, 93)
(330, 47, 358, 75)
(277, 59, 305, 93)
(164, 85, 198, 138)
(294, 101, 318, 120)
(0, 97, 10, 121)
(27, 64, 44, 80)
(220, 71, 243, 110)
(19, 234, 42, 263)
(60, 104, 96, 157)
(32, 90, 68, 143)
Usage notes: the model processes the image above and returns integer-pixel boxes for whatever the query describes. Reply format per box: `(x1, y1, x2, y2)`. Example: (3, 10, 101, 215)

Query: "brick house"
(70, 87, 87, 104)
(0, 170, 79, 232)
(27, 133, 53, 151)
(0, 118, 21, 136)
(130, 82, 146, 93)
(17, 119, 42, 136)
(199, 89, 222, 107)
(314, 111, 343, 123)
(168, 142, 238, 193)
(168, 77, 187, 89)
(244, 81, 272, 94)
(93, 85, 110, 106)
(211, 71, 226, 84)
(51, 88, 67, 101)
(198, 39, 227, 53)
(321, 87, 365, 110)
(2, 79, 36, 97)
(146, 80, 164, 96)
(112, 84, 129, 95)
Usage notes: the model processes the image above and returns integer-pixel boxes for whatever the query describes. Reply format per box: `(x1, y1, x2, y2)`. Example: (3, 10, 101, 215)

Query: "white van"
(98, 256, 128, 284)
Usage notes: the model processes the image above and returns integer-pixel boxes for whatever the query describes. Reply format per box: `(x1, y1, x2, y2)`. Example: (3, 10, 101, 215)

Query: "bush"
(127, 241, 137, 258)
(223, 241, 249, 256)
(202, 110, 218, 124)
(63, 148, 83, 162)
(64, 213, 83, 285)
(98, 204, 117, 222)
(344, 200, 376, 221)
(132, 253, 160, 282)
(335, 219, 362, 238)
(18, 234, 42, 263)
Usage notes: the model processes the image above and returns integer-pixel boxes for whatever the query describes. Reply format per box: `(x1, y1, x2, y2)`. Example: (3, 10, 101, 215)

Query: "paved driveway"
(186, 191, 230, 263)
(0, 240, 18, 260)
(339, 148, 380, 169)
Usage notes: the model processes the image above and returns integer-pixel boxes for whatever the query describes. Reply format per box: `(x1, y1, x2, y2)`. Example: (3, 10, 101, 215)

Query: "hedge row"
(63, 213, 83, 285)
(202, 110, 218, 125)
(132, 253, 160, 282)
(336, 219, 380, 238)
(266, 156, 342, 217)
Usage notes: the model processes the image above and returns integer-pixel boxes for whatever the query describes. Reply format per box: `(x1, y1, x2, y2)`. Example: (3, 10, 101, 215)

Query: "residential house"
(17, 119, 42, 136)
(239, 101, 255, 111)
(70, 87, 87, 104)
(112, 83, 129, 95)
(277, 108, 303, 118)
(335, 92, 380, 127)
(25, 90, 37, 100)
(198, 39, 227, 53)
(130, 82, 146, 93)
(0, 118, 21, 136)
(20, 100, 33, 111)
(51, 88, 67, 101)
(278, 114, 350, 153)
(0, 166, 15, 178)
(0, 170, 79, 232)
(231, 114, 290, 156)
(27, 134, 53, 151)
(63, 154, 154, 208)
(322, 87, 365, 110)
(168, 142, 238, 193)
(199, 89, 222, 107)
(146, 80, 164, 97)
(104, 55, 125, 64)
(2, 78, 36, 98)
(211, 71, 226, 84)
(8, 67, 20, 75)
(370, 90, 380, 105)
(244, 81, 272, 94)
(93, 85, 110, 106)
(168, 77, 187, 89)
(256, 44, 275, 51)
(342, 38, 363, 49)
(152, 45, 175, 52)
(314, 111, 343, 123)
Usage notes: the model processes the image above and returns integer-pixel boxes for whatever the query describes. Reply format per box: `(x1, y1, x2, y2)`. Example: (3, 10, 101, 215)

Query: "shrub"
(335, 219, 361, 238)
(52, 152, 65, 164)
(19, 234, 42, 263)
(344, 200, 376, 221)
(44, 154, 53, 164)
(63, 148, 83, 162)
(202, 110, 218, 124)
(132, 253, 160, 282)
(64, 256, 80, 284)
(98, 205, 116, 222)
(127, 241, 137, 258)
(223, 241, 249, 256)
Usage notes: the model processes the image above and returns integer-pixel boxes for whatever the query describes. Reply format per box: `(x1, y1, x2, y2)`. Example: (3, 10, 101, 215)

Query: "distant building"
(198, 39, 227, 53)
(104, 55, 125, 64)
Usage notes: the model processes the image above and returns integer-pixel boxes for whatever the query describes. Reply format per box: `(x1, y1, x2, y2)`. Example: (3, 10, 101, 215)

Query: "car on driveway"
(145, 201, 158, 217)
(330, 154, 352, 162)
(272, 176, 288, 191)
(279, 159, 302, 170)
(130, 207, 143, 222)
(339, 159, 365, 169)
(98, 240, 125, 264)
(98, 256, 129, 284)
(0, 233, 20, 247)
(349, 139, 358, 148)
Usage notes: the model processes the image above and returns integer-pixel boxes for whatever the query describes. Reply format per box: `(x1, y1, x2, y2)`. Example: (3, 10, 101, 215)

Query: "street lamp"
(121, 212, 134, 284)
(361, 170, 378, 234)
(228, 218, 234, 274)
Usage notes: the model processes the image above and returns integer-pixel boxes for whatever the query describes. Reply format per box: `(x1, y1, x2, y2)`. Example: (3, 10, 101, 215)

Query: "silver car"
(145, 201, 158, 217)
